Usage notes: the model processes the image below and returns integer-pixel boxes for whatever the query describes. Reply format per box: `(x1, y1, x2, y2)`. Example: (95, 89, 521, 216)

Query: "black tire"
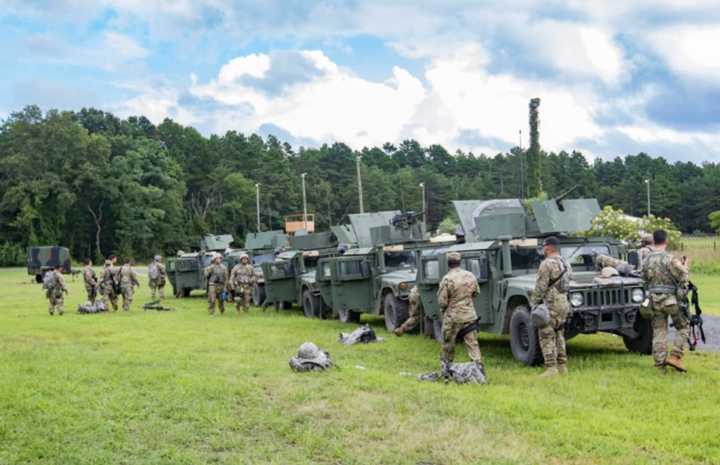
(509, 305, 543, 366)
(383, 293, 409, 332)
(252, 284, 265, 306)
(302, 290, 319, 318)
(182, 288, 191, 298)
(623, 316, 653, 354)
(337, 306, 360, 323)
(35, 273, 43, 284)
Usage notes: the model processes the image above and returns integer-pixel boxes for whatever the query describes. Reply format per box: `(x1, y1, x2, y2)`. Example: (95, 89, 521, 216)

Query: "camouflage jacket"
(83, 266, 97, 287)
(531, 255, 571, 306)
(641, 250, 688, 306)
(46, 271, 67, 294)
(437, 267, 478, 324)
(638, 246, 653, 266)
(408, 285, 420, 308)
(229, 263, 256, 287)
(148, 262, 166, 281)
(119, 264, 139, 288)
(101, 266, 118, 286)
(205, 264, 228, 286)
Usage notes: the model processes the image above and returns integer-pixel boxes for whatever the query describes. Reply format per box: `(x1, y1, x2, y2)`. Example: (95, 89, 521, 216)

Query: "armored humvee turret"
(167, 234, 234, 297)
(261, 228, 352, 317)
(315, 211, 453, 330)
(242, 230, 287, 305)
(27, 246, 72, 283)
(416, 198, 651, 365)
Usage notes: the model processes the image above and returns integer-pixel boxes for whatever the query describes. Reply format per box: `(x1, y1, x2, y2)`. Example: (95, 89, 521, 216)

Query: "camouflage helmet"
(104, 259, 112, 267)
(600, 266, 619, 278)
(531, 303, 550, 328)
(297, 342, 322, 359)
(154, 255, 162, 261)
(640, 233, 653, 245)
(213, 253, 223, 263)
(239, 253, 250, 263)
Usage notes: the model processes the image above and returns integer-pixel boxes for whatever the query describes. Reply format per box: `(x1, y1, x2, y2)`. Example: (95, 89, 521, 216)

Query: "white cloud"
(647, 24, 720, 82)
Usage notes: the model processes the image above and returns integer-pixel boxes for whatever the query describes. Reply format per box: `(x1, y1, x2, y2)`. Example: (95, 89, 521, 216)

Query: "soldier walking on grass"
(229, 254, 255, 313)
(393, 285, 422, 336)
(531, 236, 572, 377)
(100, 259, 119, 311)
(83, 258, 98, 304)
(641, 229, 690, 373)
(205, 254, 229, 315)
(437, 252, 485, 377)
(119, 258, 140, 311)
(148, 255, 167, 300)
(44, 264, 67, 316)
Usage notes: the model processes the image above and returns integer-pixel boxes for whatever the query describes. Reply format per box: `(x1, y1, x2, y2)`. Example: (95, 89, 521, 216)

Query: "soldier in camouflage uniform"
(45, 265, 67, 315)
(205, 254, 229, 315)
(531, 236, 572, 377)
(393, 285, 421, 336)
(641, 229, 690, 373)
(83, 258, 98, 304)
(119, 258, 140, 311)
(229, 254, 256, 313)
(638, 233, 654, 268)
(100, 259, 119, 311)
(147, 255, 167, 300)
(437, 252, 484, 374)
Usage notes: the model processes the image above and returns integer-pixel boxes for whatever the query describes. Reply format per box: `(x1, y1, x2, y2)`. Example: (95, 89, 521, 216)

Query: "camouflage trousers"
(538, 299, 569, 368)
(397, 292, 421, 333)
(233, 285, 252, 312)
(149, 279, 165, 300)
(85, 285, 96, 303)
(651, 303, 689, 366)
(208, 284, 225, 314)
(121, 286, 134, 311)
(48, 293, 64, 315)
(102, 287, 118, 311)
(441, 317, 482, 364)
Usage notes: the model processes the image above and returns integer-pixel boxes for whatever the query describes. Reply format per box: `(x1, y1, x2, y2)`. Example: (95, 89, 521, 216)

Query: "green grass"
(1, 267, 719, 465)
(678, 236, 720, 275)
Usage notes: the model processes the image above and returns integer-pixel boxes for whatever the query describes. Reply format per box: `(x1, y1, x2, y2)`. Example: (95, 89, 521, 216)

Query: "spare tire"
(509, 305, 543, 366)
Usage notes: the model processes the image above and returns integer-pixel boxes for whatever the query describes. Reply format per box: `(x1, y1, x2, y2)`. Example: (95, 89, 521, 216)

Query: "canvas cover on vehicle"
(347, 211, 401, 247)
(200, 234, 234, 251)
(289, 231, 337, 251)
(245, 230, 286, 251)
(27, 246, 71, 273)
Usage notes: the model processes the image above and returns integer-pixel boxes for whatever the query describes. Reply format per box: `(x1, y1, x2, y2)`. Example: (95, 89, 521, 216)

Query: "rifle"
(684, 281, 705, 351)
(143, 300, 174, 311)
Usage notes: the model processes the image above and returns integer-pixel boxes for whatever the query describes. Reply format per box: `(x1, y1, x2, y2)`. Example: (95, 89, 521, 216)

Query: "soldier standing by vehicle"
(119, 258, 140, 311)
(44, 264, 67, 316)
(83, 258, 98, 304)
(531, 236, 572, 377)
(437, 252, 484, 376)
(638, 233, 654, 267)
(641, 229, 690, 373)
(205, 254, 229, 315)
(229, 254, 255, 313)
(148, 255, 167, 300)
(100, 259, 119, 311)
(393, 285, 422, 336)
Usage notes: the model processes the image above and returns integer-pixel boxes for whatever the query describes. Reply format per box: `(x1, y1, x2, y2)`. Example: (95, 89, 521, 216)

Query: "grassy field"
(679, 235, 720, 275)
(1, 267, 719, 465)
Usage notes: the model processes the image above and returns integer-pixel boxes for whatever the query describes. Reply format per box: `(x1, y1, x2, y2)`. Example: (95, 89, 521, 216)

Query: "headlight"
(399, 282, 411, 290)
(570, 292, 584, 307)
(631, 288, 644, 303)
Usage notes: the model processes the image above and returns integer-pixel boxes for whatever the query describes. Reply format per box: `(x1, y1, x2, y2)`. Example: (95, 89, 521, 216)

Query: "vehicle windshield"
(423, 259, 439, 281)
(384, 251, 415, 269)
(253, 253, 274, 265)
(561, 244, 610, 268)
(511, 247, 543, 270)
(303, 255, 320, 270)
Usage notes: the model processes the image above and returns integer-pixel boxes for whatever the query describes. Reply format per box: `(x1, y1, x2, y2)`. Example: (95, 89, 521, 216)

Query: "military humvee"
(167, 234, 234, 297)
(261, 227, 356, 317)
(242, 230, 287, 305)
(416, 198, 650, 365)
(27, 246, 72, 282)
(315, 211, 453, 330)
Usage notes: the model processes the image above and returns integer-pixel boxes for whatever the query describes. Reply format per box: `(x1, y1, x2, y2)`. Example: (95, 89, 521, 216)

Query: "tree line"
(0, 105, 718, 264)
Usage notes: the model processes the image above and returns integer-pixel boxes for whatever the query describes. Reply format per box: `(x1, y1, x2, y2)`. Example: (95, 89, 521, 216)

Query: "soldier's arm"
(471, 274, 479, 298)
(669, 257, 689, 291)
(531, 261, 551, 306)
(159, 263, 167, 276)
(437, 277, 450, 311)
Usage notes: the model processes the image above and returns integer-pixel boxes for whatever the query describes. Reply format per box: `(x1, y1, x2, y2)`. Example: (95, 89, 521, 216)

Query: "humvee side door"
(331, 255, 374, 313)
(261, 255, 299, 304)
(316, 258, 334, 309)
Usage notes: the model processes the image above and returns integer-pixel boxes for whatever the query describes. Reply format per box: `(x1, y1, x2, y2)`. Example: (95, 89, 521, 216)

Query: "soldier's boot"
(539, 366, 559, 378)
(665, 354, 687, 372)
(557, 364, 568, 375)
(393, 325, 405, 337)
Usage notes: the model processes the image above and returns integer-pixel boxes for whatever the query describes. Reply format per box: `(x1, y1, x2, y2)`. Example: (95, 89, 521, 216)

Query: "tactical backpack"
(148, 262, 160, 280)
(42, 272, 57, 290)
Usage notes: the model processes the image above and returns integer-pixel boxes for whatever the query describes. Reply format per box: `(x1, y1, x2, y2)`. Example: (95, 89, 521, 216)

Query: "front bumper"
(566, 286, 642, 337)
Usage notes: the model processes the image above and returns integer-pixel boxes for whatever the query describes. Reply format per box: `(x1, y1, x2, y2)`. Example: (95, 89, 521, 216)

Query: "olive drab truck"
(27, 246, 72, 283)
(315, 211, 452, 331)
(242, 230, 287, 306)
(167, 234, 234, 297)
(416, 198, 651, 365)
(261, 226, 356, 317)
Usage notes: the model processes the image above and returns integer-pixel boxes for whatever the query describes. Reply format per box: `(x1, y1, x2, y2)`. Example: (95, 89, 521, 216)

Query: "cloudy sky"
(2, 0, 720, 162)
